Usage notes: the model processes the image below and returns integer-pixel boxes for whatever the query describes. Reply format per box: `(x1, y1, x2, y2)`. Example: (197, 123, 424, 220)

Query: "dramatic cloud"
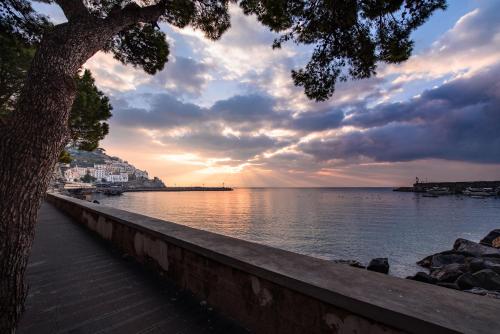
(210, 94, 281, 127)
(153, 56, 214, 97)
(85, 52, 152, 92)
(160, 127, 288, 161)
(170, 5, 294, 80)
(302, 65, 500, 164)
(112, 94, 206, 129)
(89, 2, 500, 185)
(290, 109, 345, 132)
(385, 1, 500, 83)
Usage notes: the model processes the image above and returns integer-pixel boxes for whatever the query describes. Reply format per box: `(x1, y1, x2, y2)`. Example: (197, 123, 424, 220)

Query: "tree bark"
(0, 0, 167, 329)
(0, 19, 112, 333)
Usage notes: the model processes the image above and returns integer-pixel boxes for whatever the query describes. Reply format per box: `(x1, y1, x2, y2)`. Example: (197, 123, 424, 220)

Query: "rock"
(482, 257, 500, 265)
(467, 258, 487, 273)
(430, 263, 466, 283)
(417, 250, 468, 268)
(406, 272, 437, 284)
(470, 258, 500, 275)
(332, 259, 365, 269)
(472, 269, 500, 290)
(464, 288, 500, 299)
(480, 229, 500, 248)
(453, 238, 500, 258)
(456, 273, 481, 290)
(485, 262, 500, 275)
(367, 258, 389, 274)
(430, 253, 466, 269)
(417, 254, 433, 268)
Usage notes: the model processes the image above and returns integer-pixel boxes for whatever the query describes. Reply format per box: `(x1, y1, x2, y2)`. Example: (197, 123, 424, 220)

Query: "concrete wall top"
(47, 193, 500, 334)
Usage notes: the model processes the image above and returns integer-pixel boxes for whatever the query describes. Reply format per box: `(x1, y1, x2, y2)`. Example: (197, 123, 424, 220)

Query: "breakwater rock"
(408, 229, 500, 299)
(333, 258, 391, 274)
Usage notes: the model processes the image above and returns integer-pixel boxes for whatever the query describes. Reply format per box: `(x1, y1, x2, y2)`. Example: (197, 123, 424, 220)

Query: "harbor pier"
(394, 180, 500, 194)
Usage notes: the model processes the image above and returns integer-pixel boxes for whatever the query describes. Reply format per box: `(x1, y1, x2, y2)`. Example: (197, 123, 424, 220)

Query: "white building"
(92, 169, 106, 180)
(64, 168, 80, 182)
(75, 167, 87, 176)
(120, 173, 129, 182)
(106, 173, 128, 183)
(64, 166, 89, 182)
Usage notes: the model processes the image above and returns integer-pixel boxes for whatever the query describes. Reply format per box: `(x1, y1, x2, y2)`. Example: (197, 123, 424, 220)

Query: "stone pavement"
(18, 202, 248, 334)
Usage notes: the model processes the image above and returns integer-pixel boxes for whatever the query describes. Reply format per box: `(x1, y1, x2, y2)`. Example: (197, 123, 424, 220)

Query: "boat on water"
(94, 183, 124, 196)
(103, 187, 123, 196)
(462, 187, 495, 197)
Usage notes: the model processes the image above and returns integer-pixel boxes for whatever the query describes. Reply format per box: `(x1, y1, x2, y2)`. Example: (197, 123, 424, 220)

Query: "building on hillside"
(106, 173, 128, 183)
(75, 167, 88, 176)
(120, 173, 129, 182)
(64, 168, 81, 182)
(92, 169, 106, 180)
(134, 169, 149, 179)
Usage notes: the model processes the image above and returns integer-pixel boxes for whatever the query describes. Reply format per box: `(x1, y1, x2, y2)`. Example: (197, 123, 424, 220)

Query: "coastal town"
(51, 148, 166, 194)
(61, 158, 147, 184)
(51, 148, 233, 196)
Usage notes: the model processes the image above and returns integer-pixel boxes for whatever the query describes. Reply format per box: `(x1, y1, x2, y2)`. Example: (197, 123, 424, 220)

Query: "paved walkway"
(18, 202, 247, 334)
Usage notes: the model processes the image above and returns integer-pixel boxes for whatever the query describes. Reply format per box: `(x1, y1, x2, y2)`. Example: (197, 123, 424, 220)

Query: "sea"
(94, 187, 500, 277)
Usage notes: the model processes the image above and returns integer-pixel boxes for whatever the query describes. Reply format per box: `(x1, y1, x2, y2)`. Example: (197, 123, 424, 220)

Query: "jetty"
(394, 180, 500, 194)
(124, 186, 233, 192)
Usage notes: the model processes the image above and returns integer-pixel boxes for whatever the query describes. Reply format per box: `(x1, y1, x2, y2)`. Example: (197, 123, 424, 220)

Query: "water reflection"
(95, 188, 500, 277)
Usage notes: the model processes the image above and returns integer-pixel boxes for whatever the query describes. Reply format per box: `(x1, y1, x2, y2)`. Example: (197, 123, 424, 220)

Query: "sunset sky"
(38, 1, 500, 187)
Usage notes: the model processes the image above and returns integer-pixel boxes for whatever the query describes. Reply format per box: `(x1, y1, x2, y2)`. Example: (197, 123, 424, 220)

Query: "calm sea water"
(94, 188, 500, 277)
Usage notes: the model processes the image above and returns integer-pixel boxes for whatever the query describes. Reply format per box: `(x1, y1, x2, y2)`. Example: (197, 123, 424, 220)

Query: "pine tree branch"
(106, 1, 167, 30)
(54, 0, 89, 21)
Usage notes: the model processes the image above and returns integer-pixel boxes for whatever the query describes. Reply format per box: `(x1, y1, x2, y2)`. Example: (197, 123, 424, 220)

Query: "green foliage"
(102, 0, 231, 74)
(58, 150, 73, 164)
(0, 0, 51, 44)
(241, 0, 447, 101)
(104, 23, 169, 75)
(0, 24, 35, 115)
(70, 69, 112, 151)
(80, 171, 96, 183)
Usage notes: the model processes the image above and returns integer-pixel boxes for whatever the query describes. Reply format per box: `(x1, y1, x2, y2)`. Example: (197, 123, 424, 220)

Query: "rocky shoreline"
(334, 229, 500, 299)
(407, 230, 500, 298)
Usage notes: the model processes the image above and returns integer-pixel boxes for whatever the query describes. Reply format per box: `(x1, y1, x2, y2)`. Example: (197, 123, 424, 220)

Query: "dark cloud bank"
(304, 65, 500, 163)
(113, 64, 500, 165)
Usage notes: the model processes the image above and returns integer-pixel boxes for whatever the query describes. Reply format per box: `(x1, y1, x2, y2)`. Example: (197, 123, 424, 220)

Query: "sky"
(37, 1, 500, 187)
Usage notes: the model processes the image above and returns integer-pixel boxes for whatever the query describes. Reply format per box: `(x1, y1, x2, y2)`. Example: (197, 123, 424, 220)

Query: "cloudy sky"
(39, 1, 500, 186)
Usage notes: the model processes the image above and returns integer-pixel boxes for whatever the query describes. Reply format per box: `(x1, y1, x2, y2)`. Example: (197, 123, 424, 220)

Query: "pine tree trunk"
(0, 20, 112, 333)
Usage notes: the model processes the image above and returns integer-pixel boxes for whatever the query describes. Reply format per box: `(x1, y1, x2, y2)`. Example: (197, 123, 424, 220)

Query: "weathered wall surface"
(46, 193, 499, 334)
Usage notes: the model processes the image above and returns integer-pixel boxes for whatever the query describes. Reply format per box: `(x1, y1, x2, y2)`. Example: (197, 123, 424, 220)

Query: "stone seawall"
(46, 193, 499, 334)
